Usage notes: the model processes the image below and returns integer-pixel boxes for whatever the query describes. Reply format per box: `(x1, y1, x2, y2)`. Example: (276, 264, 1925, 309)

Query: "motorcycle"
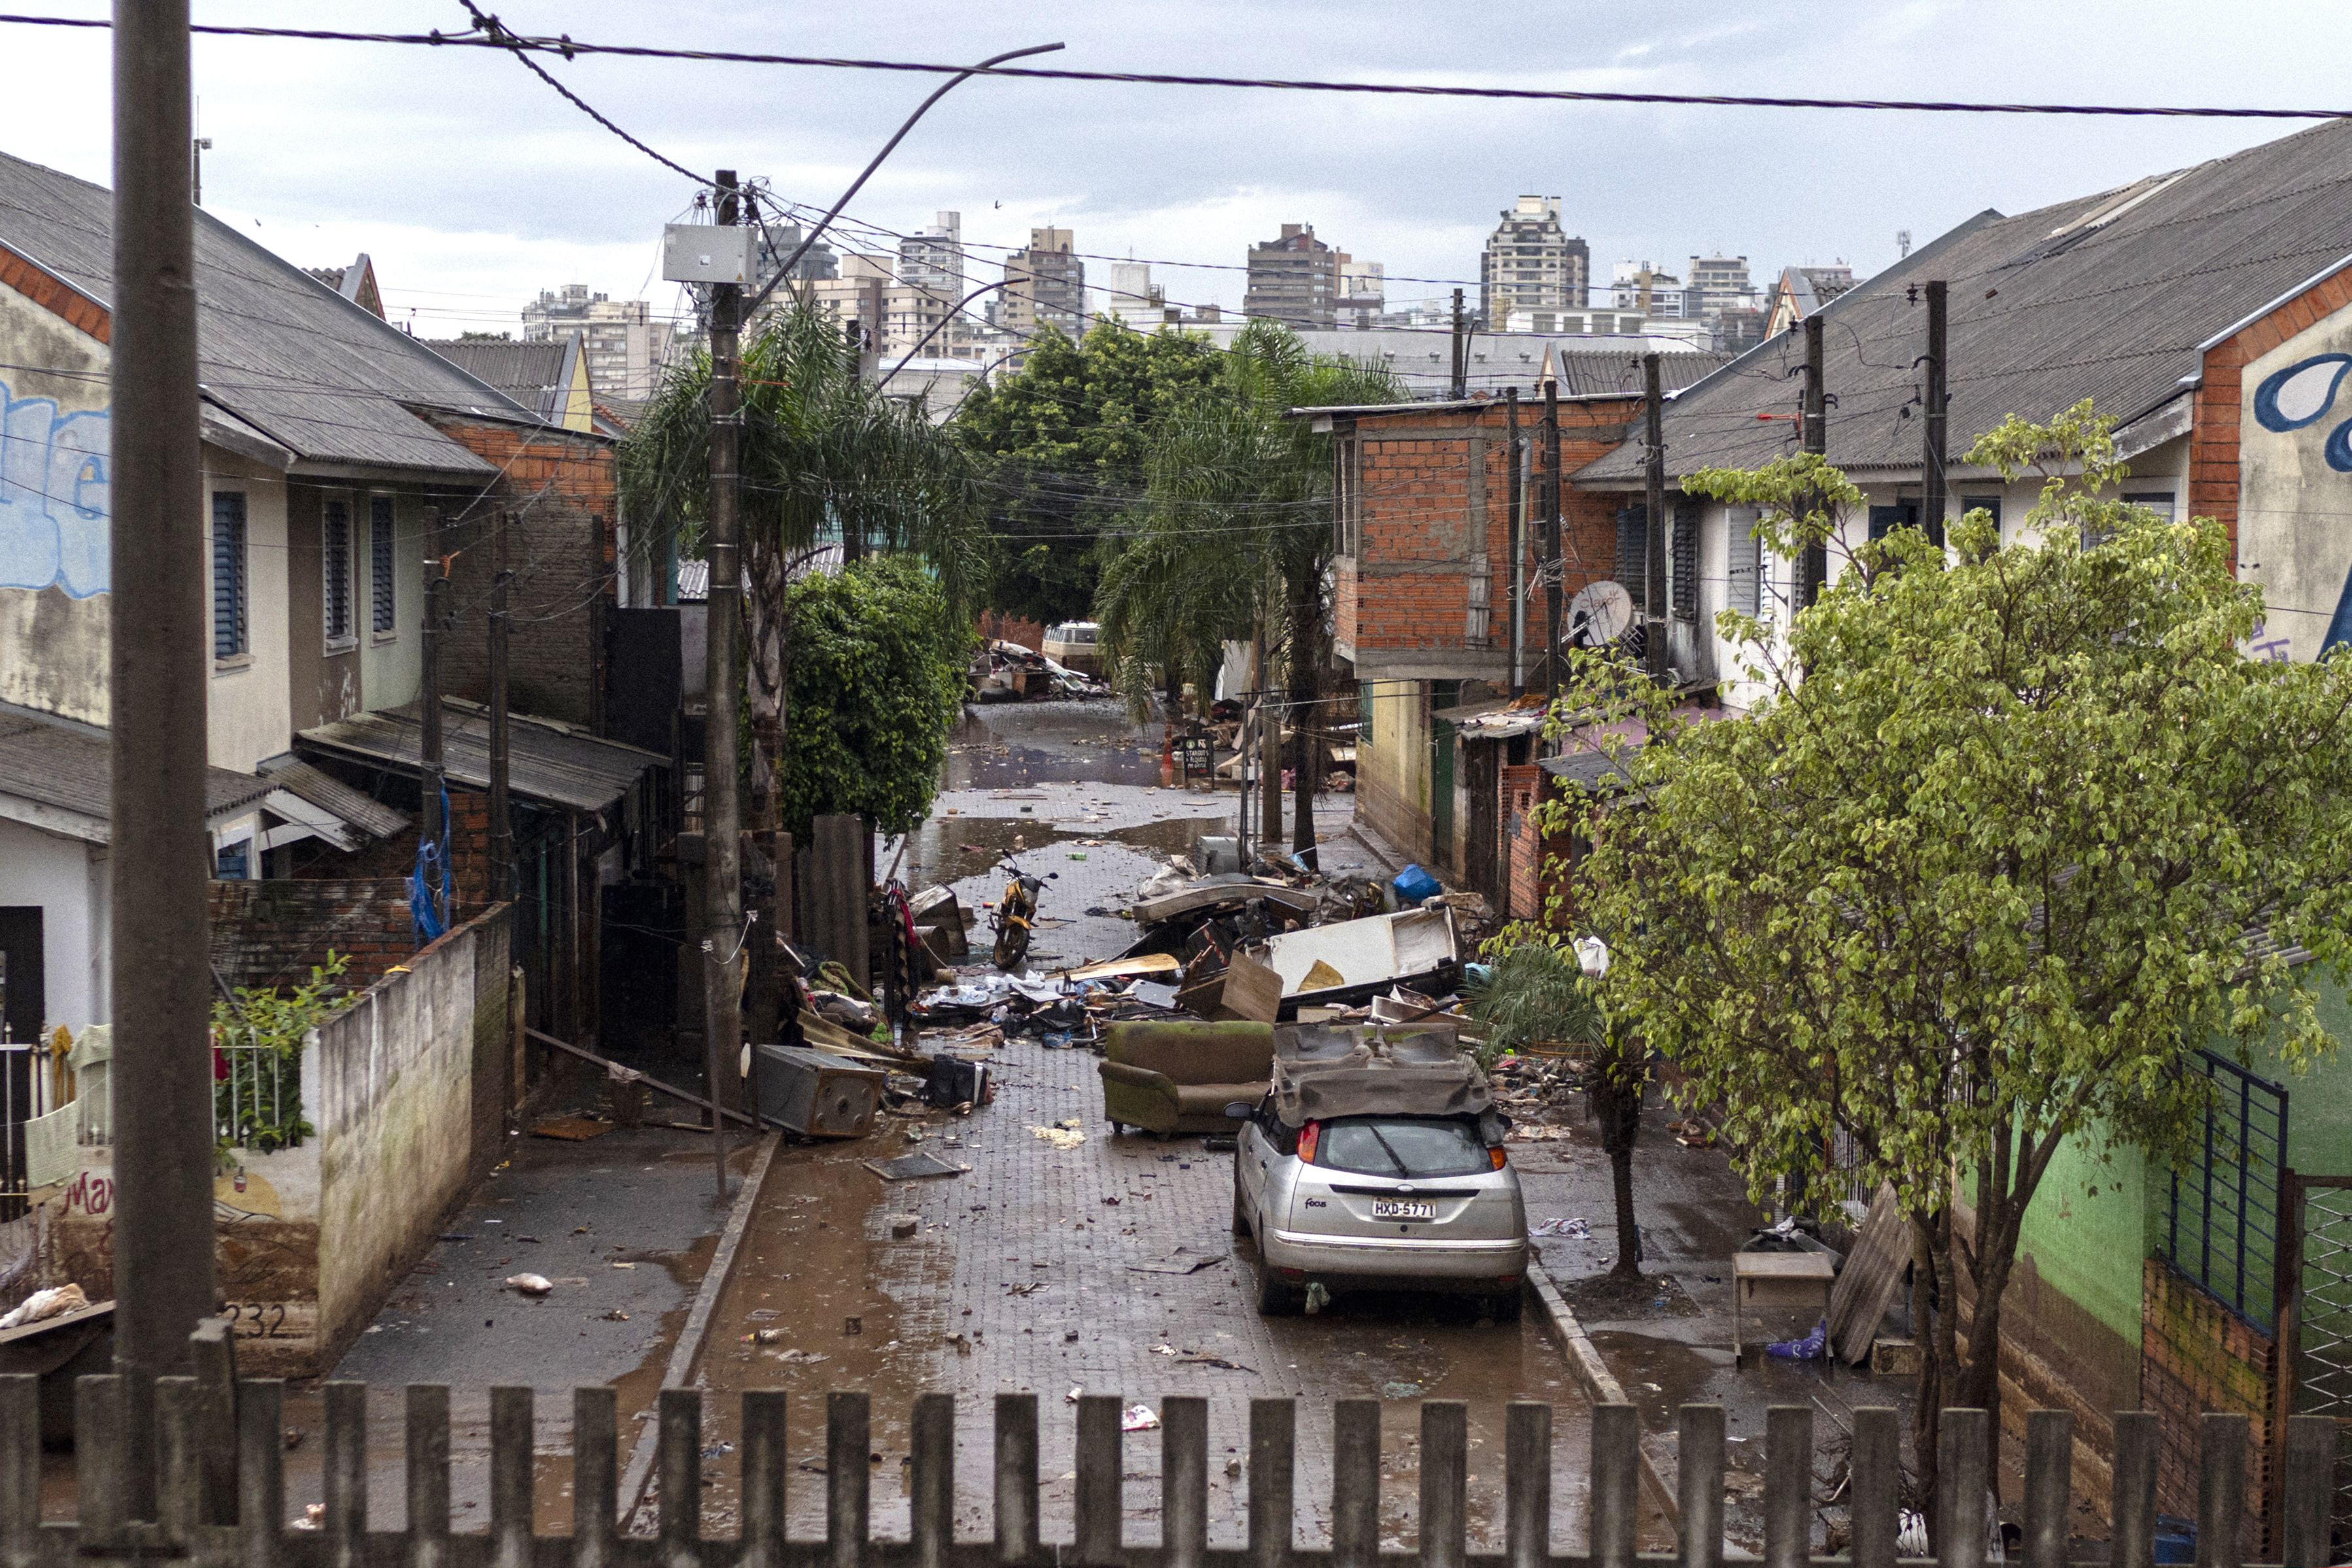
(990, 859, 1045, 970)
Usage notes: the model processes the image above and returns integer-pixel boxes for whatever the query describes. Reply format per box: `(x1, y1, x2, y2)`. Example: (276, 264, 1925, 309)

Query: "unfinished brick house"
(1296, 347, 1722, 902)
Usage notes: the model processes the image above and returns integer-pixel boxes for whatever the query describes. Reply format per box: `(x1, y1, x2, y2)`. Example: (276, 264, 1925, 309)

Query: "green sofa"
(1099, 1022, 1276, 1136)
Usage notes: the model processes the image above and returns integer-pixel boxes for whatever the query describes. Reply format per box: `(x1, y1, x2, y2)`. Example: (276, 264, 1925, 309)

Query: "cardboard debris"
(865, 1151, 967, 1182)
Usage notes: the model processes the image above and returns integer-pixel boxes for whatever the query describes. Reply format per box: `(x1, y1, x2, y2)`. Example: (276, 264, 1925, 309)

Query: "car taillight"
(1298, 1121, 1320, 1163)
(1491, 1147, 1508, 1170)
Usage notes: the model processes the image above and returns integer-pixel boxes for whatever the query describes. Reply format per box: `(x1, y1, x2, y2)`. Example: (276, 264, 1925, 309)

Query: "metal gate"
(2282, 1172, 2352, 1552)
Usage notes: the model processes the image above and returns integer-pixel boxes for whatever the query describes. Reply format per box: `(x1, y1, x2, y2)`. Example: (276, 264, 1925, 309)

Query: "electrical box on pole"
(663, 223, 755, 286)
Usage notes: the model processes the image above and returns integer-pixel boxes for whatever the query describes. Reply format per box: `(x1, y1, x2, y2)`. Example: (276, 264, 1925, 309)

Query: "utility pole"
(701, 169, 744, 1200)
(488, 527, 513, 906)
(1921, 279, 1948, 549)
(1449, 289, 1468, 400)
(1643, 353, 1669, 681)
(1541, 381, 1563, 700)
(109, 0, 213, 1513)
(420, 568, 447, 925)
(1505, 388, 1525, 698)
(1799, 314, 1827, 607)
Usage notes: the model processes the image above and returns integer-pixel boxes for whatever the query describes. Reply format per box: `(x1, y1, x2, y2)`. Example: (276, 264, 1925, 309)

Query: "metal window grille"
(210, 493, 246, 658)
(0, 1037, 54, 1223)
(1670, 499, 1700, 621)
(211, 1025, 300, 1151)
(1726, 505, 1762, 617)
(2160, 1048, 2288, 1332)
(370, 496, 397, 634)
(323, 500, 353, 643)
(1614, 505, 1648, 612)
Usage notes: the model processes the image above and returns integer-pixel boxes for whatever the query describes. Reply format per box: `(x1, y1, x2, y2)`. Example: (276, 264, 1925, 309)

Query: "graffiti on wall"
(0, 373, 110, 597)
(2240, 316, 2352, 660)
(2253, 353, 2352, 468)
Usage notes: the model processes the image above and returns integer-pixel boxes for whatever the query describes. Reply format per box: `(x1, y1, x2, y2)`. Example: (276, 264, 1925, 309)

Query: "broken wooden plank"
(523, 1027, 759, 1131)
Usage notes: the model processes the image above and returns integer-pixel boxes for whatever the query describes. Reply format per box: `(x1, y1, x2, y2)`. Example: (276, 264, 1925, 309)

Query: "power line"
(2, 13, 2343, 120)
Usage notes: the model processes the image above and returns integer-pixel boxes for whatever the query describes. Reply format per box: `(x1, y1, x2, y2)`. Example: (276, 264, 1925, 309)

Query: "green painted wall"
(2013, 970, 2352, 1354)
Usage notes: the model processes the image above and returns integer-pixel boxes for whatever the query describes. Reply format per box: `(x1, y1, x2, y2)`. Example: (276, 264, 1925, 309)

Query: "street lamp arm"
(744, 41, 1063, 318)
(880, 279, 1011, 387)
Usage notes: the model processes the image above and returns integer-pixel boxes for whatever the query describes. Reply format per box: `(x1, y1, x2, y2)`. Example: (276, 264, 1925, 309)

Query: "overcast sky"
(7, 1, 2352, 337)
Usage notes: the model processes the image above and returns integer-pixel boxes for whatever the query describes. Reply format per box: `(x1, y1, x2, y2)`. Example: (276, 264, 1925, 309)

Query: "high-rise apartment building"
(885, 212, 971, 358)
(1684, 254, 1754, 320)
(1244, 223, 1339, 328)
(1001, 228, 1086, 338)
(1105, 260, 1164, 322)
(520, 284, 676, 402)
(1336, 254, 1384, 328)
(1611, 261, 1693, 320)
(1479, 197, 1590, 326)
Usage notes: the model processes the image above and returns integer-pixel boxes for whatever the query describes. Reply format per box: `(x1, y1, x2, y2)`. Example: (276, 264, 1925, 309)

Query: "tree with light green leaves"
(1540, 402, 2352, 1527)
(1093, 321, 1400, 851)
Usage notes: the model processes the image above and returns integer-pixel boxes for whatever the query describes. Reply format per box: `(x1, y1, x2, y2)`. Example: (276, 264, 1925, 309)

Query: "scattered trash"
(1669, 1117, 1714, 1148)
(748, 1329, 787, 1345)
(292, 1504, 326, 1531)
(1767, 1316, 1829, 1361)
(890, 1214, 920, 1238)
(1531, 1217, 1591, 1239)
(1304, 1282, 1331, 1315)
(1120, 1404, 1161, 1433)
(865, 1151, 967, 1182)
(610, 1261, 636, 1270)
(602, 1310, 630, 1322)
(1127, 1251, 1226, 1276)
(502, 1274, 553, 1297)
(0, 1284, 88, 1329)
(1029, 1121, 1086, 1150)
(844, 1317, 864, 1336)
(775, 1349, 829, 1365)
(1380, 1381, 1421, 1401)
(529, 1116, 614, 1141)
(1005, 1282, 1044, 1297)
(1065, 1386, 1084, 1404)
(947, 1333, 973, 1356)
(1064, 1329, 1079, 1342)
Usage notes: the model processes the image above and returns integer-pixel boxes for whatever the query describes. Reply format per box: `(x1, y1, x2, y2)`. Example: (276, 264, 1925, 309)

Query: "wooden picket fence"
(4, 1372, 2344, 1568)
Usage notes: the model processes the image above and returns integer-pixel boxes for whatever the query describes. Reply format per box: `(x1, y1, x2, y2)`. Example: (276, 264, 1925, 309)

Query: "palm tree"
(1094, 322, 1400, 853)
(617, 303, 986, 821)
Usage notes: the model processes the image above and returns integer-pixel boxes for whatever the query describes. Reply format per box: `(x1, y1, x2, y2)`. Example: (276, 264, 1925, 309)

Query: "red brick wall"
(421, 415, 618, 728)
(1503, 763, 1577, 926)
(209, 878, 417, 995)
(2140, 1258, 2279, 1557)
(0, 242, 110, 343)
(2194, 263, 2352, 568)
(1344, 398, 1638, 662)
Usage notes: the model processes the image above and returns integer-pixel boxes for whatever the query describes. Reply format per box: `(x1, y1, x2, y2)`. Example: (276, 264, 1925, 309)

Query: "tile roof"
(297, 700, 667, 814)
(0, 715, 273, 842)
(1579, 119, 2352, 484)
(0, 151, 533, 475)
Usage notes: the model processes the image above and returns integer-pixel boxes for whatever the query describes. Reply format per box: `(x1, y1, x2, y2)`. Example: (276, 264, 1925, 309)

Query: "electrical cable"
(1, 13, 2343, 121)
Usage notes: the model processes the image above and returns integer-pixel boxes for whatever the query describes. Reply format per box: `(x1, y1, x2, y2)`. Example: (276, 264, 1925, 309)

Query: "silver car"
(1230, 1099, 1529, 1318)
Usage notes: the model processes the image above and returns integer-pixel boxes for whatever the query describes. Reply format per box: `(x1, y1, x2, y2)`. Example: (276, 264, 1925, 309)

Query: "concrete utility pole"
(1449, 289, 1468, 400)
(109, 0, 215, 1514)
(489, 538, 513, 906)
(1799, 314, 1827, 607)
(1921, 279, 1947, 548)
(1541, 381, 1563, 700)
(1643, 353, 1669, 681)
(701, 169, 745, 1201)
(1505, 388, 1525, 698)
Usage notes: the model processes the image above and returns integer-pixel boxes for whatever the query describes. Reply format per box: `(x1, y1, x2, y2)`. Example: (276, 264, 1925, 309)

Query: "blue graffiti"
(0, 375, 110, 598)
(2253, 352, 2352, 473)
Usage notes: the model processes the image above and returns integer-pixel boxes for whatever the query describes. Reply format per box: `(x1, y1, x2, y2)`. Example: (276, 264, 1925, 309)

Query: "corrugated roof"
(256, 757, 409, 841)
(1580, 119, 2352, 485)
(422, 339, 569, 420)
(296, 700, 666, 814)
(0, 715, 273, 841)
(0, 151, 532, 475)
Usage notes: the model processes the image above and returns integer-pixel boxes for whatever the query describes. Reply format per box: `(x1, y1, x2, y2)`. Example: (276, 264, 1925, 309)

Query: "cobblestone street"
(684, 1036, 1595, 1548)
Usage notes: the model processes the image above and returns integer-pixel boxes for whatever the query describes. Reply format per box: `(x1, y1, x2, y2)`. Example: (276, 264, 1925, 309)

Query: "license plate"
(1372, 1199, 1436, 1221)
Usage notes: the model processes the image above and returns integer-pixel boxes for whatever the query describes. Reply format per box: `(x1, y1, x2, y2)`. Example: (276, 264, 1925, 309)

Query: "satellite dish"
(1566, 581, 1635, 646)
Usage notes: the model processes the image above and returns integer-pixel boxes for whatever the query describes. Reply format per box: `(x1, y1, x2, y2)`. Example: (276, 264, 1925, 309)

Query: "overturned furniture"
(1098, 1022, 1275, 1136)
(1245, 907, 1462, 1017)
(1268, 1022, 1496, 1128)
(755, 1044, 886, 1138)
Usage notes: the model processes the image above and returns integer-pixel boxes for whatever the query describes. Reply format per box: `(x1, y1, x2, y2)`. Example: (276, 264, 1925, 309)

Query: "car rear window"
(1314, 1117, 1489, 1178)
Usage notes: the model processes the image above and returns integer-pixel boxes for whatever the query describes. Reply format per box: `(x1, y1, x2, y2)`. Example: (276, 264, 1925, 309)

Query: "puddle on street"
(946, 703, 1164, 789)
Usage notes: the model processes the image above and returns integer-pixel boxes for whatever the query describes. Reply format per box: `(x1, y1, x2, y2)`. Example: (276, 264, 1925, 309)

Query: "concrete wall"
(0, 269, 110, 726)
(39, 904, 510, 1375)
(0, 817, 105, 1031)
(1354, 677, 1432, 863)
(312, 904, 511, 1371)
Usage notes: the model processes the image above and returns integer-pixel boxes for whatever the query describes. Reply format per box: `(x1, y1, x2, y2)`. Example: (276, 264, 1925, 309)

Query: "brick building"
(1296, 347, 1721, 893)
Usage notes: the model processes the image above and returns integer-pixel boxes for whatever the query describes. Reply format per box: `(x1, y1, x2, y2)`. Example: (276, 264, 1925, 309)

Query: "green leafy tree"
(209, 951, 350, 1154)
(1467, 938, 1648, 1279)
(617, 303, 984, 822)
(1094, 322, 1400, 850)
(954, 320, 1224, 625)
(778, 555, 972, 840)
(1546, 403, 2352, 1525)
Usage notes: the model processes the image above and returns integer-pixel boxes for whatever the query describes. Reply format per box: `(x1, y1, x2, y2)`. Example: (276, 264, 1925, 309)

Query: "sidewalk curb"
(1527, 1257, 1682, 1530)
(617, 1130, 780, 1528)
